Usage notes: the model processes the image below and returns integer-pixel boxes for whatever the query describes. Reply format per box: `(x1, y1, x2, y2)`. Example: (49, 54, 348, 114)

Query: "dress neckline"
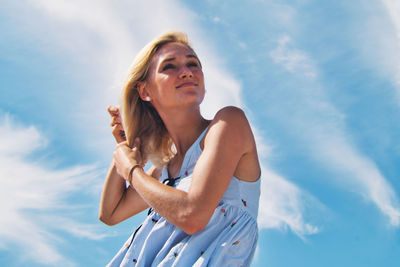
(167, 126, 209, 179)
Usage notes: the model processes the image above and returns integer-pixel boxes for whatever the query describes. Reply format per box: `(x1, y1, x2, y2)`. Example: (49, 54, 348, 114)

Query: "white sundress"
(107, 127, 260, 267)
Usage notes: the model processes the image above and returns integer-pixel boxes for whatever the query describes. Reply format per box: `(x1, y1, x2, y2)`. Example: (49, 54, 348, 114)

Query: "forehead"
(153, 42, 197, 64)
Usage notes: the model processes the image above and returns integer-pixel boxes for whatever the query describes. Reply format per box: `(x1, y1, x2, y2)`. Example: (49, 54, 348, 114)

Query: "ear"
(137, 82, 151, 101)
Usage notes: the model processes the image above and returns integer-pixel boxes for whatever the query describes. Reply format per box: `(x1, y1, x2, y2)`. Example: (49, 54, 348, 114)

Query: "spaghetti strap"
(197, 125, 209, 143)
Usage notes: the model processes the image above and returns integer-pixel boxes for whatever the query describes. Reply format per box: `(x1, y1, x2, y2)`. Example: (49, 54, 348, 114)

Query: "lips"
(176, 82, 198, 89)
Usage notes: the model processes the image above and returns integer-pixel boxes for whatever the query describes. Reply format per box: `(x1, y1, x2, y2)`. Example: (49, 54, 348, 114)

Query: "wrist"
(127, 164, 142, 185)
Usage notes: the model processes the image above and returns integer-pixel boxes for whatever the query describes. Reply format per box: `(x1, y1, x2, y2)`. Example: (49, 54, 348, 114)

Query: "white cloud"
(380, 0, 400, 100)
(23, 0, 320, 237)
(317, 135, 400, 226)
(0, 117, 44, 157)
(381, 0, 400, 41)
(213, 16, 221, 23)
(270, 35, 317, 79)
(258, 167, 321, 236)
(270, 34, 400, 226)
(0, 115, 106, 265)
(26, 0, 243, 151)
(252, 127, 322, 236)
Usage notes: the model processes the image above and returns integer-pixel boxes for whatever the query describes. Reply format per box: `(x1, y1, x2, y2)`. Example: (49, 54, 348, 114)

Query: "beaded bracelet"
(128, 164, 142, 185)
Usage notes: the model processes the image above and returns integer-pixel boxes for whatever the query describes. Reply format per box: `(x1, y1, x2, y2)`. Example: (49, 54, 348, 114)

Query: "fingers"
(107, 105, 120, 116)
(111, 124, 126, 143)
(115, 140, 129, 148)
(110, 114, 122, 127)
(132, 137, 141, 150)
(108, 105, 122, 126)
(108, 105, 126, 143)
(135, 137, 140, 145)
(114, 138, 144, 173)
(117, 137, 140, 152)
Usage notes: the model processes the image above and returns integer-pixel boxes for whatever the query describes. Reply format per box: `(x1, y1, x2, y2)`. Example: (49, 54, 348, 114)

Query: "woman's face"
(143, 42, 205, 111)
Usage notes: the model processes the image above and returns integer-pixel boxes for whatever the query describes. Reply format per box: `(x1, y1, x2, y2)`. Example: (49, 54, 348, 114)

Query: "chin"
(178, 95, 204, 108)
(181, 90, 204, 101)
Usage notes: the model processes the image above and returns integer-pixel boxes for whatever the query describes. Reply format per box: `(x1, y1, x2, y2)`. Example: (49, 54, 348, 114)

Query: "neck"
(157, 106, 208, 156)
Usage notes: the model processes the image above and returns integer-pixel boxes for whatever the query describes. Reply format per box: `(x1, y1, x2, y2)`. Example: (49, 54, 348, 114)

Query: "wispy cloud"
(381, 0, 400, 41)
(270, 35, 317, 79)
(251, 127, 322, 236)
(27, 0, 243, 152)
(0, 115, 106, 265)
(380, 0, 400, 101)
(258, 167, 321, 236)
(269, 34, 400, 226)
(22, 0, 320, 237)
(316, 134, 400, 226)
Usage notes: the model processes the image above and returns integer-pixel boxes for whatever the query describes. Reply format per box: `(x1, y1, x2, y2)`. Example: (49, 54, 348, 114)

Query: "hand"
(113, 138, 144, 182)
(107, 105, 126, 144)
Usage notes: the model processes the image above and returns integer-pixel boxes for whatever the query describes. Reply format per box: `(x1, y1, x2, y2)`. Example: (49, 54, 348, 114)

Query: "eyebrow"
(162, 54, 199, 63)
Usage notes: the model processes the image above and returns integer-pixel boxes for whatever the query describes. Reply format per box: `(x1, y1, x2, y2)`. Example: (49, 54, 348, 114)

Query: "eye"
(162, 64, 175, 71)
(187, 61, 199, 68)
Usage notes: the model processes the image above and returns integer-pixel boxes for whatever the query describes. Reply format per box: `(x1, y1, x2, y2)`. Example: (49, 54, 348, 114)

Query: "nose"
(179, 66, 193, 79)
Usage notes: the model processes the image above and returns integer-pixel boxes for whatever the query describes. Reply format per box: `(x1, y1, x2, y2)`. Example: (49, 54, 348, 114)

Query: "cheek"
(198, 73, 205, 89)
(192, 68, 204, 83)
(149, 75, 171, 96)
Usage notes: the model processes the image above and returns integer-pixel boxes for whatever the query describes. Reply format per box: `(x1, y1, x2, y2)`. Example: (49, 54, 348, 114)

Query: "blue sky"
(1, 0, 400, 266)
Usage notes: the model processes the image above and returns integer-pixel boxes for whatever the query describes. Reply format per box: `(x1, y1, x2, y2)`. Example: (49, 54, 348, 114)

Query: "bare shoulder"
(214, 106, 247, 123)
(201, 106, 260, 182)
(202, 106, 254, 152)
(210, 106, 252, 138)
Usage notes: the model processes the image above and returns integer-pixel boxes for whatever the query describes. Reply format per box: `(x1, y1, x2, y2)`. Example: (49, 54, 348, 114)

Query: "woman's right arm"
(99, 105, 160, 226)
(99, 161, 160, 226)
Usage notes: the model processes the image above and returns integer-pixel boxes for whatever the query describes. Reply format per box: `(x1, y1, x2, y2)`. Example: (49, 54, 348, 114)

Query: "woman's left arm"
(113, 106, 256, 235)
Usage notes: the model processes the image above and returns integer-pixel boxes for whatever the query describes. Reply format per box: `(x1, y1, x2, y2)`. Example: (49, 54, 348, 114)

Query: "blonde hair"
(121, 31, 194, 167)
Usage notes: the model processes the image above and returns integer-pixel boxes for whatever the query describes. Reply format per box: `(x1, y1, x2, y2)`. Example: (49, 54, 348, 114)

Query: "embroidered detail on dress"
(152, 218, 159, 223)
(232, 241, 240, 246)
(173, 252, 178, 258)
(133, 259, 137, 263)
(200, 251, 204, 255)
(221, 208, 226, 216)
(241, 199, 247, 207)
(231, 222, 236, 227)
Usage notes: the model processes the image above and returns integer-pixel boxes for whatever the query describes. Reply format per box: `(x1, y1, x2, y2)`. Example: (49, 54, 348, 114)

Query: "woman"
(99, 31, 261, 266)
